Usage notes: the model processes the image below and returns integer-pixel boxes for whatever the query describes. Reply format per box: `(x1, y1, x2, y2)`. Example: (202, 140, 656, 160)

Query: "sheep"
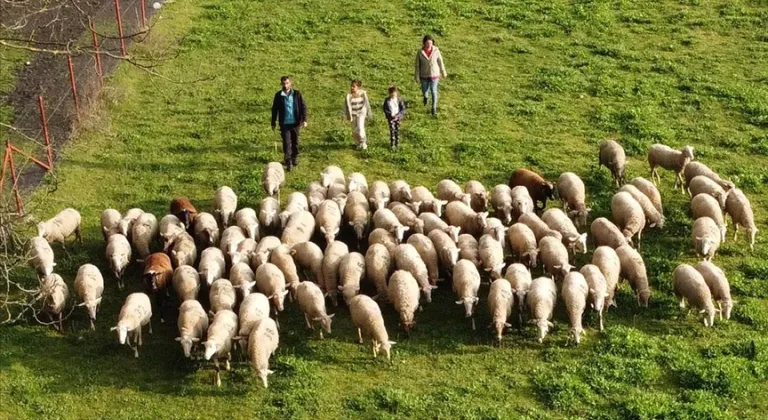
(388, 270, 421, 332)
(488, 278, 514, 341)
(111, 292, 152, 358)
(220, 226, 246, 263)
(725, 188, 757, 251)
(28, 236, 55, 278)
(510, 186, 535, 221)
(518, 212, 563, 243)
(74, 264, 104, 330)
(170, 197, 197, 229)
(694, 261, 733, 321)
(457, 234, 481, 269)
(118, 208, 144, 238)
(483, 217, 507, 248)
(411, 186, 446, 217)
(321, 165, 345, 188)
(479, 234, 505, 280)
(346, 190, 369, 208)
(508, 169, 555, 212)
(647, 144, 694, 192)
(270, 244, 300, 298)
(279, 192, 309, 228)
(308, 182, 327, 214)
(592, 246, 621, 308)
(292, 241, 325, 295)
(263, 162, 285, 198)
(321, 241, 348, 306)
(316, 200, 342, 243)
(407, 234, 439, 285)
(209, 279, 236, 314)
(599, 139, 626, 187)
(296, 282, 335, 339)
(562, 271, 589, 345)
(683, 161, 734, 191)
(539, 236, 572, 280)
(105, 234, 131, 289)
(689, 176, 729, 210)
(394, 243, 435, 302)
(435, 180, 471, 209)
(247, 318, 280, 389)
(349, 295, 394, 361)
(541, 208, 588, 255)
(327, 182, 348, 208)
(619, 184, 665, 228)
(37, 208, 82, 247)
(231, 238, 258, 266)
(160, 214, 186, 250)
(673, 264, 716, 327)
(453, 259, 481, 330)
(199, 247, 226, 286)
(369, 228, 399, 256)
(527, 276, 557, 343)
(611, 191, 646, 245)
(235, 208, 260, 241)
(445, 201, 488, 237)
(507, 223, 538, 269)
(505, 263, 532, 327)
(692, 217, 720, 261)
(236, 293, 270, 350)
(368, 181, 391, 211)
(345, 195, 370, 241)
(464, 180, 488, 212)
(590, 217, 629, 249)
(630, 177, 663, 215)
(203, 309, 238, 387)
(389, 201, 425, 234)
(373, 208, 410, 242)
(348, 172, 369, 195)
(176, 300, 208, 359)
(427, 230, 460, 274)
(259, 197, 281, 233)
(419, 213, 461, 243)
(281, 211, 316, 246)
(214, 186, 238, 227)
(365, 244, 392, 301)
(169, 232, 197, 268)
(142, 252, 172, 322)
(389, 180, 413, 203)
(615, 245, 651, 307)
(557, 172, 590, 227)
(101, 209, 121, 240)
(249, 236, 281, 269)
(255, 263, 289, 315)
(691, 194, 726, 242)
(230, 262, 256, 300)
(39, 274, 68, 332)
(193, 212, 220, 249)
(580, 264, 607, 332)
(131, 212, 158, 258)
(172, 265, 200, 303)
(338, 252, 365, 305)
(490, 184, 514, 224)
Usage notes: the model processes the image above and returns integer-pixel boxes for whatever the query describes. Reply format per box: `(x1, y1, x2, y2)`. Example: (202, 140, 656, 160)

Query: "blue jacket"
(382, 97, 406, 120)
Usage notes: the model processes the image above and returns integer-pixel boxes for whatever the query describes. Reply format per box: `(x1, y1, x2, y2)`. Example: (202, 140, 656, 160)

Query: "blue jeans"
(421, 78, 439, 114)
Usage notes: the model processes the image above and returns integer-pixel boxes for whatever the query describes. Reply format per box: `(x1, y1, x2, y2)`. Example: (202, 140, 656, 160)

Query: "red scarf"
(424, 47, 433, 58)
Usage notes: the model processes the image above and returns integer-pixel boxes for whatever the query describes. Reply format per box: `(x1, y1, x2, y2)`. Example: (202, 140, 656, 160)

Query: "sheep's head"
(375, 340, 395, 361)
(392, 225, 409, 243)
(175, 335, 200, 358)
(723, 299, 734, 320)
(570, 326, 584, 345)
(434, 200, 448, 218)
(203, 340, 219, 360)
(259, 368, 274, 388)
(681, 145, 695, 161)
(447, 248, 459, 269)
(421, 284, 437, 303)
(408, 201, 421, 214)
(271, 290, 289, 312)
(446, 226, 461, 243)
(338, 285, 360, 305)
(350, 222, 366, 240)
(637, 288, 651, 308)
(491, 321, 511, 342)
(144, 271, 160, 293)
(695, 236, 715, 259)
(314, 313, 335, 334)
(36, 222, 47, 239)
(238, 281, 256, 300)
(320, 226, 340, 244)
(524, 250, 538, 269)
(543, 183, 556, 200)
(476, 212, 489, 229)
(455, 296, 479, 317)
(460, 193, 472, 206)
(77, 297, 102, 321)
(531, 319, 553, 343)
(111, 324, 128, 345)
(701, 307, 715, 327)
(570, 233, 588, 254)
(500, 205, 513, 225)
(413, 219, 425, 235)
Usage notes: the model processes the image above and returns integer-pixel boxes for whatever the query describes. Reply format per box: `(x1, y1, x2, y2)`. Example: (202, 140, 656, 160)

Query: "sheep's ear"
(337, 286, 344, 291)
(191, 337, 200, 342)
(175, 337, 182, 342)
(312, 316, 323, 321)
(281, 290, 289, 297)
(319, 226, 326, 234)
(441, 200, 448, 205)
(388, 341, 396, 346)
(102, 226, 108, 233)
(328, 313, 335, 318)
(403, 226, 410, 232)
(95, 297, 103, 305)
(267, 369, 275, 375)
(455, 300, 463, 305)
(52, 262, 57, 267)
(333, 227, 340, 235)
(231, 336, 242, 341)
(546, 321, 554, 327)
(349, 221, 355, 226)
(527, 319, 536, 324)
(110, 326, 118, 331)
(504, 323, 512, 327)
(649, 222, 657, 228)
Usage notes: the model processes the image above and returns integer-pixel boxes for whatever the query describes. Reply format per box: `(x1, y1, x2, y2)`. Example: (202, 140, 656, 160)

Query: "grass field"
(2, 0, 768, 418)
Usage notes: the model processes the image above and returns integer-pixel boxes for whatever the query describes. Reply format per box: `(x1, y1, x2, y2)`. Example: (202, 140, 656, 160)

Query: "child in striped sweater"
(344, 80, 373, 150)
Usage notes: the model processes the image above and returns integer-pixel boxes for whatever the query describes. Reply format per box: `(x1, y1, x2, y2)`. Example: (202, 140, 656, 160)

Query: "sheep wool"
(74, 264, 105, 330)
(349, 295, 394, 361)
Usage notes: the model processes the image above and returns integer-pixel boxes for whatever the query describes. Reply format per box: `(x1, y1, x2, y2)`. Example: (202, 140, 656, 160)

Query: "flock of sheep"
(26, 141, 758, 388)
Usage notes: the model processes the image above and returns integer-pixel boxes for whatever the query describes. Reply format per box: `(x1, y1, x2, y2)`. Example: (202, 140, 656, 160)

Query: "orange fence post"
(140, 0, 147, 27)
(114, 0, 127, 56)
(91, 24, 104, 85)
(6, 142, 23, 215)
(67, 56, 80, 117)
(38, 96, 53, 168)
(0, 143, 10, 195)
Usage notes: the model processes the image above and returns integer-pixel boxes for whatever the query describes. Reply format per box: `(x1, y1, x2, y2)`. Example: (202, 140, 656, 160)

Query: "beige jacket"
(414, 46, 447, 81)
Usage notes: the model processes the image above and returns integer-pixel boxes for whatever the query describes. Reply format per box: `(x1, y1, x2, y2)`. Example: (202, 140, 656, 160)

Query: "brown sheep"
(142, 252, 173, 323)
(508, 169, 555, 212)
(170, 197, 198, 230)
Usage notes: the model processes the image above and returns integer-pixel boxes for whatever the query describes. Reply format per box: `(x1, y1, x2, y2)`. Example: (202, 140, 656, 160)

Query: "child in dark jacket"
(382, 86, 406, 149)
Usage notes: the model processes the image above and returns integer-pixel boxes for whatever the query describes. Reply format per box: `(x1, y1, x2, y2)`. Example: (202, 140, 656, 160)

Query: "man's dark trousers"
(281, 124, 300, 166)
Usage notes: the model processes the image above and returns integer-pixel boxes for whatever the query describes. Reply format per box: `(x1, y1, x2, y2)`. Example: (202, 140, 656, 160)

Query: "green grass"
(2, 0, 768, 418)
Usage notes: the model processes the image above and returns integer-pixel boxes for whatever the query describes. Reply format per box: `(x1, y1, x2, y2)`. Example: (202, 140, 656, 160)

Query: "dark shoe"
(423, 97, 428, 106)
(286, 164, 294, 172)
(292, 158, 298, 167)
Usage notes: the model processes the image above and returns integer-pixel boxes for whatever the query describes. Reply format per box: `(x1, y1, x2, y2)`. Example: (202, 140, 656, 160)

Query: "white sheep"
(562, 271, 589, 345)
(209, 279, 236, 314)
(118, 208, 144, 238)
(691, 194, 726, 242)
(193, 212, 219, 248)
(389, 180, 413, 203)
(693, 217, 720, 261)
(255, 262, 289, 315)
(527, 276, 557, 343)
(539, 236, 572, 280)
(338, 252, 365, 305)
(599, 139, 626, 187)
(505, 263, 532, 327)
(105, 234, 131, 289)
(580, 264, 608, 332)
(74, 264, 104, 330)
(232, 238, 257, 266)
(437, 179, 471, 206)
(541, 208, 587, 255)
(683, 161, 734, 192)
(365, 244, 392, 302)
(616, 245, 651, 307)
(28, 236, 55, 278)
(647, 143, 694, 192)
(39, 273, 68, 332)
(297, 282, 335, 339)
(230, 262, 256, 300)
(198, 247, 226, 286)
(590, 217, 629, 249)
(407, 233, 439, 285)
(279, 192, 309, 228)
(38, 208, 82, 247)
(259, 197, 281, 233)
(251, 236, 281, 269)
(263, 162, 285, 198)
(507, 223, 538, 269)
(236, 293, 271, 350)
(160, 214, 186, 250)
(611, 191, 646, 245)
(518, 212, 563, 243)
(176, 300, 208, 359)
(292, 241, 325, 296)
(457, 234, 481, 269)
(689, 175, 729, 210)
(452, 259, 481, 330)
(321, 165, 345, 188)
(248, 317, 280, 389)
(488, 278, 514, 341)
(388, 270, 421, 332)
(172, 265, 200, 303)
(411, 186, 447, 217)
(725, 188, 757, 251)
(557, 172, 590, 227)
(368, 181, 391, 211)
(483, 217, 507, 248)
(420, 213, 461, 243)
(321, 241, 348, 306)
(368, 229, 398, 256)
(348, 172, 369, 195)
(490, 184, 513, 224)
(673, 264, 716, 327)
(235, 208, 260, 241)
(203, 309, 238, 387)
(131, 212, 158, 258)
(111, 292, 152, 358)
(270, 244, 300, 299)
(694, 261, 732, 320)
(345, 196, 370, 240)
(327, 183, 348, 210)
(630, 177, 663, 215)
(169, 232, 197, 268)
(445, 201, 488, 237)
(592, 246, 621, 308)
(349, 295, 394, 361)
(394, 243, 435, 303)
(308, 182, 327, 215)
(427, 230, 460, 273)
(510, 186, 535, 221)
(214, 186, 238, 227)
(316, 200, 342, 243)
(101, 209, 121, 240)
(279, 210, 314, 247)
(220, 226, 246, 263)
(464, 180, 488, 213)
(479, 234, 505, 280)
(373, 208, 410, 242)
(619, 184, 665, 228)
(389, 202, 425, 234)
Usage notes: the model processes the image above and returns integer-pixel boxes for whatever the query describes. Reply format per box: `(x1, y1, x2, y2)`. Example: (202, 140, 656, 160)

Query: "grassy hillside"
(2, 0, 767, 418)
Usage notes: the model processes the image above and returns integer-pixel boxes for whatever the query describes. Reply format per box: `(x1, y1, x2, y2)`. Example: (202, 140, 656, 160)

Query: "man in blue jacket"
(271, 76, 307, 171)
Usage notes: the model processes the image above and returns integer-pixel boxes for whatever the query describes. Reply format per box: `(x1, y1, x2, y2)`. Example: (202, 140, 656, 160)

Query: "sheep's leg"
(649, 168, 657, 185)
(89, 317, 95, 331)
(679, 298, 686, 308)
(156, 294, 165, 324)
(58, 312, 64, 333)
(225, 353, 231, 371)
(304, 313, 312, 329)
(213, 359, 221, 387)
(598, 310, 604, 332)
(471, 317, 476, 331)
(137, 324, 143, 347)
(733, 225, 739, 241)
(718, 302, 723, 321)
(319, 329, 324, 340)
(357, 328, 363, 344)
(148, 321, 153, 335)
(371, 341, 378, 358)
(76, 225, 83, 245)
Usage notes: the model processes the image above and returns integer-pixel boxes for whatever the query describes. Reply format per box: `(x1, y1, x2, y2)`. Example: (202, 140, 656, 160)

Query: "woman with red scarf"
(414, 35, 447, 116)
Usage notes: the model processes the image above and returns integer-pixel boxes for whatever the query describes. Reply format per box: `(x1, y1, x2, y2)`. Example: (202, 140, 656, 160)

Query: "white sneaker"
(361, 143, 368, 150)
